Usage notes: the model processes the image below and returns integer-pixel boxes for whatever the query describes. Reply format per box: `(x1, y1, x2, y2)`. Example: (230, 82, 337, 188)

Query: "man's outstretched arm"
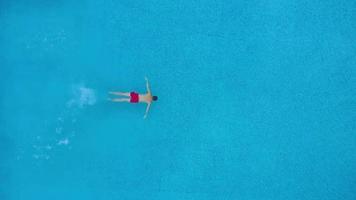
(144, 103, 151, 119)
(145, 77, 151, 94)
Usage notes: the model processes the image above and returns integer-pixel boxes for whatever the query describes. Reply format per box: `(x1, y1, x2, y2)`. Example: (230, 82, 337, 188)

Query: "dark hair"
(152, 96, 158, 101)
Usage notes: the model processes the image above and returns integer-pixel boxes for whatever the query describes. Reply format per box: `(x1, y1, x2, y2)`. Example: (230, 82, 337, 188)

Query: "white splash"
(57, 138, 69, 146)
(67, 85, 97, 108)
(78, 87, 96, 107)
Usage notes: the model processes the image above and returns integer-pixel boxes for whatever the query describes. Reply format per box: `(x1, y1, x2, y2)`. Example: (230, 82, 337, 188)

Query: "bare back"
(139, 93, 152, 104)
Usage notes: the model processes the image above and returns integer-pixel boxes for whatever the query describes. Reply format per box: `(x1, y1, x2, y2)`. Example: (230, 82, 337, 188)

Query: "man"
(109, 77, 158, 119)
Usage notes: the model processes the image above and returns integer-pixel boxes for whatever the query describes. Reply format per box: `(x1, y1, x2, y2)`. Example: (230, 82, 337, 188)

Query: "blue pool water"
(1, 1, 356, 199)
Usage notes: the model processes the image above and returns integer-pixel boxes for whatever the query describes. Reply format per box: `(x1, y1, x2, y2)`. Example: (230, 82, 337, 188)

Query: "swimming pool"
(1, 0, 356, 199)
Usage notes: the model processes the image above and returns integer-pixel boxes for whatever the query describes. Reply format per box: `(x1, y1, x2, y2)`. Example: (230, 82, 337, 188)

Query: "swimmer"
(109, 77, 158, 119)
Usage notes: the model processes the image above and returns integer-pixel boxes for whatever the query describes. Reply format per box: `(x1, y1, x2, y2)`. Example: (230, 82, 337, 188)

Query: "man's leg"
(109, 98, 130, 102)
(109, 92, 131, 97)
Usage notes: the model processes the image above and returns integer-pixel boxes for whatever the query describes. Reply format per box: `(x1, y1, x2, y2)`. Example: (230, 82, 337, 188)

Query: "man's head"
(152, 96, 158, 101)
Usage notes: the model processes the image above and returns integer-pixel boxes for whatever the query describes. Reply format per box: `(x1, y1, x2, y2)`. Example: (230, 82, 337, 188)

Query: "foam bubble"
(57, 138, 69, 146)
(67, 85, 97, 108)
(78, 87, 96, 107)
